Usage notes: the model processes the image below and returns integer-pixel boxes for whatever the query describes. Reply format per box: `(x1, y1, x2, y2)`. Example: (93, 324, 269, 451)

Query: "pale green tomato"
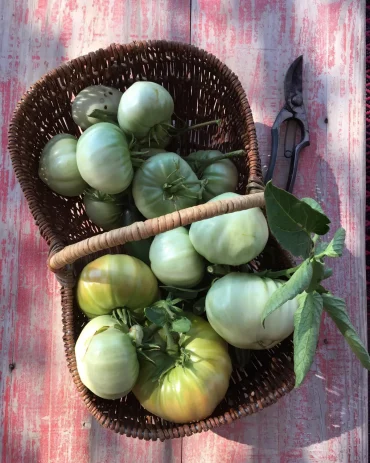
(76, 122, 133, 194)
(133, 314, 232, 423)
(186, 150, 239, 202)
(75, 315, 139, 399)
(149, 227, 205, 288)
(132, 152, 203, 219)
(38, 134, 87, 196)
(77, 254, 159, 319)
(118, 82, 174, 140)
(205, 273, 299, 349)
(189, 192, 269, 265)
(72, 85, 123, 130)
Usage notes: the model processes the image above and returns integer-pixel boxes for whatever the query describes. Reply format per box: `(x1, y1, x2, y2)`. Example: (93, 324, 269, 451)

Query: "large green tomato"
(76, 122, 133, 194)
(189, 192, 269, 265)
(133, 314, 232, 423)
(83, 188, 126, 231)
(205, 273, 299, 349)
(38, 134, 87, 196)
(77, 254, 158, 319)
(117, 81, 174, 141)
(75, 315, 139, 399)
(132, 152, 203, 219)
(72, 85, 123, 130)
(149, 227, 205, 288)
(186, 150, 239, 202)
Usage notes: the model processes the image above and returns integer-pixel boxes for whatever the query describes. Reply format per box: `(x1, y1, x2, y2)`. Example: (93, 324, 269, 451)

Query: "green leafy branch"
(261, 181, 370, 387)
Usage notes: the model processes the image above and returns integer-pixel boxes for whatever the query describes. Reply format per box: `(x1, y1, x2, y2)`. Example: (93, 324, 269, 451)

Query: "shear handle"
(286, 124, 310, 192)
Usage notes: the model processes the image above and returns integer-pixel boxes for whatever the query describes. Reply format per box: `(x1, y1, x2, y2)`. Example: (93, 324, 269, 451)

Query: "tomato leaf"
(322, 294, 370, 369)
(261, 259, 313, 325)
(294, 292, 323, 387)
(171, 317, 192, 333)
(145, 306, 168, 327)
(301, 197, 325, 214)
(87, 108, 118, 122)
(306, 259, 325, 292)
(322, 267, 333, 280)
(264, 181, 331, 258)
(317, 227, 346, 258)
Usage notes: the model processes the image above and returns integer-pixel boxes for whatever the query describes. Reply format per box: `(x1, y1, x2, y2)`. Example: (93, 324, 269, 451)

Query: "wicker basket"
(8, 41, 295, 440)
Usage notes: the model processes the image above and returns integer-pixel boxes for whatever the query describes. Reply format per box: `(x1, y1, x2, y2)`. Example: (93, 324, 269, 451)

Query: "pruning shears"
(264, 55, 310, 192)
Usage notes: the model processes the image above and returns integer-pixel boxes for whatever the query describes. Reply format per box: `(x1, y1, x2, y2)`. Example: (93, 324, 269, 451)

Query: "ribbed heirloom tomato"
(77, 254, 158, 319)
(149, 227, 205, 288)
(38, 133, 87, 196)
(75, 315, 139, 400)
(76, 122, 133, 194)
(189, 192, 269, 265)
(205, 273, 299, 349)
(133, 314, 232, 423)
(132, 152, 204, 219)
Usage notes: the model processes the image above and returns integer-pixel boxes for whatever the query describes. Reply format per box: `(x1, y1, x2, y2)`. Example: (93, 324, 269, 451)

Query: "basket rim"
(7, 39, 262, 252)
(6, 40, 296, 441)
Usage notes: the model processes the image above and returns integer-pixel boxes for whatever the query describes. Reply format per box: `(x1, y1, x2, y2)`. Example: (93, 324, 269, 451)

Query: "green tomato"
(77, 254, 158, 319)
(75, 315, 139, 399)
(189, 192, 269, 265)
(118, 81, 174, 141)
(133, 314, 232, 423)
(72, 85, 123, 130)
(132, 152, 203, 219)
(83, 188, 126, 231)
(187, 150, 239, 202)
(205, 273, 299, 349)
(38, 134, 87, 196)
(149, 227, 205, 288)
(76, 122, 133, 194)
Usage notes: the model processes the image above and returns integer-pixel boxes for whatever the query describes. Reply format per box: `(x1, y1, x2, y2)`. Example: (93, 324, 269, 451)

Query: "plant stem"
(197, 150, 245, 174)
(312, 234, 319, 244)
(207, 264, 232, 276)
(145, 323, 161, 339)
(254, 263, 302, 279)
(173, 119, 221, 137)
(163, 323, 179, 356)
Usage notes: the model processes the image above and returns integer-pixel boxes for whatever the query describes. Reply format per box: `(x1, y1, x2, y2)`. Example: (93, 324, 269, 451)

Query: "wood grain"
(0, 1, 188, 462)
(187, 0, 367, 462)
(0, 0, 366, 462)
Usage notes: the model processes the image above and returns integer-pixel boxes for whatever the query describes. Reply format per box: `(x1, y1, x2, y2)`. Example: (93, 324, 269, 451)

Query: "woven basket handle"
(48, 192, 266, 272)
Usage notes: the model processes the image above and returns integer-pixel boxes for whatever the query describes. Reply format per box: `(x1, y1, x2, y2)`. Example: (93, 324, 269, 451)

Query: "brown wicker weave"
(8, 41, 295, 440)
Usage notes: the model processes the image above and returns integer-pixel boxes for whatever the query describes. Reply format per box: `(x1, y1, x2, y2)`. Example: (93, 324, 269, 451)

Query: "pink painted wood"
(0, 0, 366, 462)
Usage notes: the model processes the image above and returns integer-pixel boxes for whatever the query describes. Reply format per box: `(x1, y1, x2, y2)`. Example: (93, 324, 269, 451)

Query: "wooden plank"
(0, 0, 189, 462)
(187, 0, 367, 462)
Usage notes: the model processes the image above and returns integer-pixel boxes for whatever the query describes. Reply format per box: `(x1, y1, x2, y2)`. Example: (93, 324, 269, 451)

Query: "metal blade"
(284, 55, 303, 111)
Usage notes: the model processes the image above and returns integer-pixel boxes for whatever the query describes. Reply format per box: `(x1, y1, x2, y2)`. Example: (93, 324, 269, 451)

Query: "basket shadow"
(209, 137, 367, 448)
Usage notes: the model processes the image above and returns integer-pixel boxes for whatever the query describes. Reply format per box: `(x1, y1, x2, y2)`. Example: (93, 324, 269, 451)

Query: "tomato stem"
(254, 263, 302, 279)
(207, 264, 232, 276)
(173, 119, 221, 137)
(144, 323, 162, 340)
(193, 150, 245, 177)
(163, 323, 179, 356)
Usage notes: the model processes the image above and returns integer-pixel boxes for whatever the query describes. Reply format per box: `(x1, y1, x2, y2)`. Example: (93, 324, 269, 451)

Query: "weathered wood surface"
(0, 0, 366, 462)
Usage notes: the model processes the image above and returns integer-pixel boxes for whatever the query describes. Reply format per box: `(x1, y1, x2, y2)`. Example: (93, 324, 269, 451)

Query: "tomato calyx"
(84, 187, 128, 206)
(161, 161, 207, 202)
